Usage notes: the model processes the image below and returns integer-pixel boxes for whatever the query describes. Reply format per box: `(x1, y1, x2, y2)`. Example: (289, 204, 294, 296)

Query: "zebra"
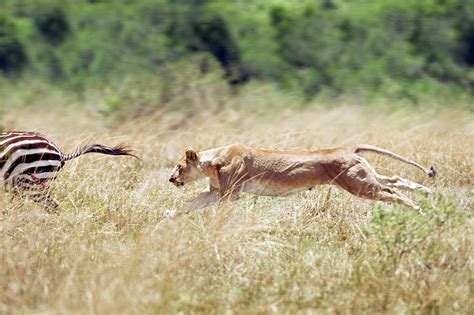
(1, 131, 138, 210)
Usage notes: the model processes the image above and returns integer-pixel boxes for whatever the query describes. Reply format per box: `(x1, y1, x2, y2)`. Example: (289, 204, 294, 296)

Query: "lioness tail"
(354, 144, 436, 177)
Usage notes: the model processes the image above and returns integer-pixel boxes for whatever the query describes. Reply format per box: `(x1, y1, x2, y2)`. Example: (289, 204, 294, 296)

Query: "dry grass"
(1, 94, 473, 313)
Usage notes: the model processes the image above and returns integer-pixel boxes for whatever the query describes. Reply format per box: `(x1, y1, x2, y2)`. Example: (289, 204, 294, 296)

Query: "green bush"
(0, 0, 473, 101)
(193, 14, 240, 75)
(0, 15, 27, 73)
(34, 6, 70, 45)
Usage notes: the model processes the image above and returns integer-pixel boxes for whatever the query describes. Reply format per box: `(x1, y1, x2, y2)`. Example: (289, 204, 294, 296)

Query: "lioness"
(168, 144, 435, 216)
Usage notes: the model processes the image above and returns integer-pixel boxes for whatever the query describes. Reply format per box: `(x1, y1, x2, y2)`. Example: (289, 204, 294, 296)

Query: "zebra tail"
(62, 143, 140, 161)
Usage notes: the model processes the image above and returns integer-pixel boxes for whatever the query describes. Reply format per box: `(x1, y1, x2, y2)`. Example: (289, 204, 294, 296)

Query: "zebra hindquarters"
(1, 131, 66, 210)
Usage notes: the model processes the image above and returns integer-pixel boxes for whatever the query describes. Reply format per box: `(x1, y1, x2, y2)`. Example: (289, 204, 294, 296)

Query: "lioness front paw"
(163, 209, 177, 218)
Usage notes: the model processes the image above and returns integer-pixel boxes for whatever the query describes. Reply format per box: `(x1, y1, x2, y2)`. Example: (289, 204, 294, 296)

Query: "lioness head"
(169, 148, 202, 187)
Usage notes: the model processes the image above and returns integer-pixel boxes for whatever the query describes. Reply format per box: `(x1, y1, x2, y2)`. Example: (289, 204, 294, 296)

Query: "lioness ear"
(185, 147, 198, 161)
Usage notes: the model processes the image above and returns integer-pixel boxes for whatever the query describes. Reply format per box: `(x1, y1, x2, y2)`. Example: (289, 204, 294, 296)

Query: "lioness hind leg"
(338, 180, 421, 212)
(357, 157, 431, 196)
(335, 162, 422, 213)
(373, 187, 422, 213)
(376, 174, 431, 195)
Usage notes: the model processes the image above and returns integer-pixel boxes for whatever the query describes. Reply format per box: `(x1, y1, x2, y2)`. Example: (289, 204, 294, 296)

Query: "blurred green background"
(1, 0, 474, 105)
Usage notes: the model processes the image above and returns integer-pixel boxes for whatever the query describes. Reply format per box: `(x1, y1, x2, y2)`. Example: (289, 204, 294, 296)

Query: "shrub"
(34, 6, 70, 45)
(193, 14, 240, 75)
(0, 15, 27, 73)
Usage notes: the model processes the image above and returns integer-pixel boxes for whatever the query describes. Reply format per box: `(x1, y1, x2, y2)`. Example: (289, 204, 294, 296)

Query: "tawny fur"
(168, 144, 435, 216)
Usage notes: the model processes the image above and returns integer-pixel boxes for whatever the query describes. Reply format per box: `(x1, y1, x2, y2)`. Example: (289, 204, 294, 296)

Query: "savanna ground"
(0, 82, 473, 313)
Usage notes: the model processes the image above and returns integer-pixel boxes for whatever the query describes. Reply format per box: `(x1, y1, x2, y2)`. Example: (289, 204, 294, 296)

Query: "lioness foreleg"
(164, 189, 219, 218)
(187, 189, 220, 209)
(216, 156, 247, 204)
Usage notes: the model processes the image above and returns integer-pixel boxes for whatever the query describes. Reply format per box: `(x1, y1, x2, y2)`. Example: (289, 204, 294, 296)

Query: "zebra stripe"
(17, 182, 45, 192)
(0, 139, 57, 159)
(1, 148, 61, 178)
(0, 134, 50, 147)
(0, 134, 39, 146)
(7, 160, 62, 185)
(16, 171, 59, 181)
(3, 152, 62, 178)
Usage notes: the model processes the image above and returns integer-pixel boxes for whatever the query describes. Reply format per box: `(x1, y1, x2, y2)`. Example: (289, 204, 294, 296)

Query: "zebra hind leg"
(13, 177, 60, 212)
(29, 192, 59, 212)
(41, 197, 59, 213)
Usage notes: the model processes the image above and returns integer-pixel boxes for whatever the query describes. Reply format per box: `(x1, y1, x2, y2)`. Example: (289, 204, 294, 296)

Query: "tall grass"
(0, 85, 472, 313)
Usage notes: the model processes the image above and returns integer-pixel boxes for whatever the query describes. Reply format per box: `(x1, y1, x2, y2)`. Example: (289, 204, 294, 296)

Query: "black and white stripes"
(1, 131, 136, 209)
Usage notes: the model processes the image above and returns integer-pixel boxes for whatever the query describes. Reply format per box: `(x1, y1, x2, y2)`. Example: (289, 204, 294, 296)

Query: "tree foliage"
(34, 6, 70, 45)
(0, 0, 473, 98)
(0, 15, 27, 73)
